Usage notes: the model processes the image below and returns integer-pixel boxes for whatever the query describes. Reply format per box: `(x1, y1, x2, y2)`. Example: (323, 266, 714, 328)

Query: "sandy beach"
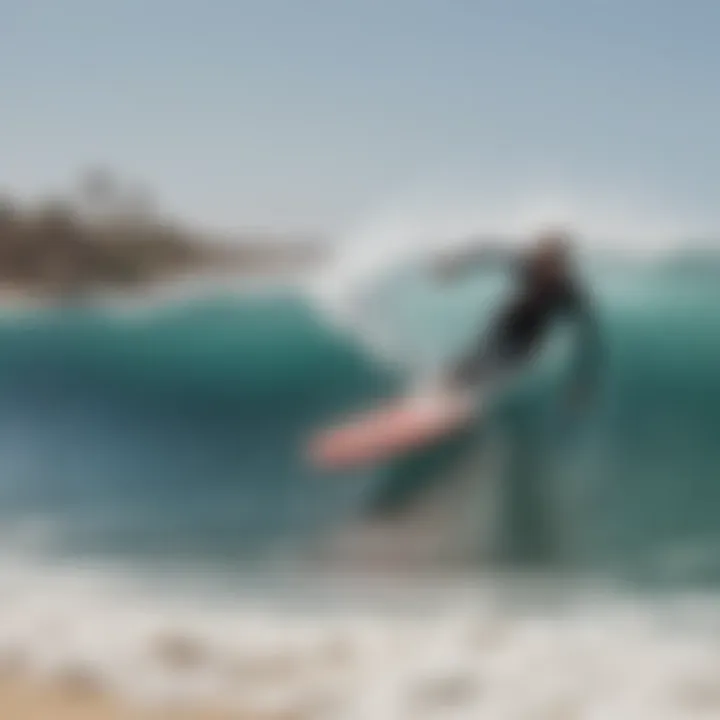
(0, 679, 236, 720)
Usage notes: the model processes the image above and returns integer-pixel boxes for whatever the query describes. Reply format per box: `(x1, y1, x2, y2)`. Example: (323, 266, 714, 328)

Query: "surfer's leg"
(446, 341, 498, 390)
(447, 336, 532, 392)
(446, 317, 510, 391)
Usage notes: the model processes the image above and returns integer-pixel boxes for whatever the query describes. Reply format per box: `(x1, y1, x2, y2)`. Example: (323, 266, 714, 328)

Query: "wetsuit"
(449, 260, 601, 393)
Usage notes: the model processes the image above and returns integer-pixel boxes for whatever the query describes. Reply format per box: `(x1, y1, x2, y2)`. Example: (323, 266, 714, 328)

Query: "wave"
(0, 559, 719, 717)
(0, 236, 717, 714)
(307, 236, 720, 580)
(0, 245, 718, 580)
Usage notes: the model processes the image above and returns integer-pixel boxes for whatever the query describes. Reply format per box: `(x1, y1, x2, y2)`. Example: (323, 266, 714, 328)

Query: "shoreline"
(0, 561, 717, 719)
(0, 679, 235, 719)
(0, 262, 322, 310)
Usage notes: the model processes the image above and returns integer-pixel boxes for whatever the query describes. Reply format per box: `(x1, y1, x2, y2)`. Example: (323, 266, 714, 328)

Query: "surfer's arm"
(430, 239, 516, 282)
(566, 288, 603, 405)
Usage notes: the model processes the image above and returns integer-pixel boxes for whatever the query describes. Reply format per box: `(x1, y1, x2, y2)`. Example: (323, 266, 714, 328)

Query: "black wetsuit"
(450, 262, 600, 389)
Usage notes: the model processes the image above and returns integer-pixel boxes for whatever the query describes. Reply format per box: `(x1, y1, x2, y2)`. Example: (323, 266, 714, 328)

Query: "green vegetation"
(0, 169, 324, 299)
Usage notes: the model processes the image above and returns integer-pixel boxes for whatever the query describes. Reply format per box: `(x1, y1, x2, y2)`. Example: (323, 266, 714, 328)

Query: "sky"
(0, 0, 719, 239)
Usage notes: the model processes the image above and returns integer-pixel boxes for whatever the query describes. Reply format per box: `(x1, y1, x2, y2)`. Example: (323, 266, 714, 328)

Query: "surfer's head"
(527, 229, 573, 282)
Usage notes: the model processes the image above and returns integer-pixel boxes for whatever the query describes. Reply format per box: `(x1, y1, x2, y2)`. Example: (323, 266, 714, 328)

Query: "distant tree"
(122, 183, 156, 221)
(79, 167, 115, 205)
(0, 168, 323, 300)
(0, 196, 17, 226)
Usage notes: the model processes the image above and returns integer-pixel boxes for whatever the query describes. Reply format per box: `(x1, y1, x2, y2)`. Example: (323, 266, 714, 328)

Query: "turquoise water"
(0, 261, 718, 586)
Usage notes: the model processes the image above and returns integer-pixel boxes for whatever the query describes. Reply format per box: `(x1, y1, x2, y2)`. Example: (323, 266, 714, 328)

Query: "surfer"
(308, 230, 602, 473)
(435, 231, 602, 408)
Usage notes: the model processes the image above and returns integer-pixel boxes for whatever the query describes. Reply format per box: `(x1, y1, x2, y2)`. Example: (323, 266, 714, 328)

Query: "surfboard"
(307, 388, 477, 471)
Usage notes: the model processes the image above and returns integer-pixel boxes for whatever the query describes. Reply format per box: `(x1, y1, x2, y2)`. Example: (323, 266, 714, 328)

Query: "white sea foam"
(303, 187, 720, 374)
(0, 557, 718, 718)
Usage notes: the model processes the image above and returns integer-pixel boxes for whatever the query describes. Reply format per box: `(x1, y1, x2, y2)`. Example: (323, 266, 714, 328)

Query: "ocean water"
(0, 252, 719, 717)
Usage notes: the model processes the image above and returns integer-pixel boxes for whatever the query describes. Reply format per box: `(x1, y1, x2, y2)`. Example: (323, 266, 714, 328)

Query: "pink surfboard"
(307, 391, 476, 471)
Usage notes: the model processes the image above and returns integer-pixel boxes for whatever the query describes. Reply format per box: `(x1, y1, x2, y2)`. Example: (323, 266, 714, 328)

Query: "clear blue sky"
(0, 0, 718, 235)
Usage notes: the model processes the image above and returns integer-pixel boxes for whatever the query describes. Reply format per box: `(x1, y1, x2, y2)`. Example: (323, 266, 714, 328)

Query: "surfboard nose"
(306, 393, 475, 471)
